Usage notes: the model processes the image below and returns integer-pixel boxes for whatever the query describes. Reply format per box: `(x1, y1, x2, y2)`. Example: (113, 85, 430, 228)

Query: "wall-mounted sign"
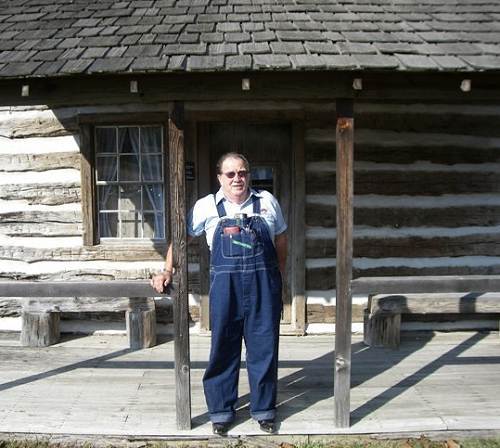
(185, 161, 195, 181)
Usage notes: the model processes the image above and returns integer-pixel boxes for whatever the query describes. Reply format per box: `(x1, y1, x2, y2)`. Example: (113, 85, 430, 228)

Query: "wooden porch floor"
(0, 331, 499, 438)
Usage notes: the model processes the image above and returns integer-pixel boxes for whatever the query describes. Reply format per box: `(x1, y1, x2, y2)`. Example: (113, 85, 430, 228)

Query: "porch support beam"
(169, 102, 192, 430)
(334, 98, 354, 428)
(197, 123, 211, 333)
(291, 121, 306, 333)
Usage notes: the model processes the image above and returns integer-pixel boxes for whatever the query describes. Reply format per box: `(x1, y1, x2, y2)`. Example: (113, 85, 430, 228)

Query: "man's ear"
(217, 174, 223, 186)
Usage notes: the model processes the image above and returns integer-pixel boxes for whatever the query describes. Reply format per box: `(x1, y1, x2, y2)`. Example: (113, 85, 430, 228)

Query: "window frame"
(79, 113, 170, 246)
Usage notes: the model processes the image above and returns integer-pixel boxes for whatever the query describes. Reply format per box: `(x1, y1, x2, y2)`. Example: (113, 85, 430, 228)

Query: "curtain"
(96, 126, 164, 239)
(130, 127, 164, 239)
(97, 128, 118, 238)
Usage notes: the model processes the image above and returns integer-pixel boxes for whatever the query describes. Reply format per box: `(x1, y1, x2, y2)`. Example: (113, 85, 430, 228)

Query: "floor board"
(0, 331, 499, 437)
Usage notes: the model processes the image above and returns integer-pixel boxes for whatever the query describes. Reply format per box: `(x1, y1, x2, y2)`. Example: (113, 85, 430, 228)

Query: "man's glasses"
(222, 170, 248, 179)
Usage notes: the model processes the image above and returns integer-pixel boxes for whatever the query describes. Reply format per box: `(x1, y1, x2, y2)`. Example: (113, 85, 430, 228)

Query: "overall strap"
(252, 193, 261, 214)
(215, 195, 226, 218)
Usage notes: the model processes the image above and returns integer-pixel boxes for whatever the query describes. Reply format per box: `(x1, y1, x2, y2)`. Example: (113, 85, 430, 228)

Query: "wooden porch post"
(197, 123, 211, 333)
(169, 102, 192, 430)
(334, 98, 354, 428)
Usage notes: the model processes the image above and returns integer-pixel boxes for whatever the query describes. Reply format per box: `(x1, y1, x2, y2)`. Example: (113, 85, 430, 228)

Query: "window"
(251, 165, 278, 196)
(94, 125, 165, 240)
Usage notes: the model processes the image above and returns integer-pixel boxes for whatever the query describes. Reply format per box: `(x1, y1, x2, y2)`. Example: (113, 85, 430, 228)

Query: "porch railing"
(0, 279, 191, 429)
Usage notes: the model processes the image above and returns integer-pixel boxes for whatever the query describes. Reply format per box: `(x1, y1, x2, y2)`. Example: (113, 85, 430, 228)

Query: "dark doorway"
(208, 122, 293, 322)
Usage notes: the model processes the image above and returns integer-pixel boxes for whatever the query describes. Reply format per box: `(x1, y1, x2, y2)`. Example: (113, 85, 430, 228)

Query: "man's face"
(217, 156, 250, 203)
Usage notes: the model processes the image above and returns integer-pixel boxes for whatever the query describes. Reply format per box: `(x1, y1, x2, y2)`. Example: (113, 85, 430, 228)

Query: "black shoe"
(212, 422, 229, 436)
(258, 419, 276, 433)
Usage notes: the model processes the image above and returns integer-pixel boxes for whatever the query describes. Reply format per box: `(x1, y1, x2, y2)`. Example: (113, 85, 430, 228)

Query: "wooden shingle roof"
(1, 0, 500, 79)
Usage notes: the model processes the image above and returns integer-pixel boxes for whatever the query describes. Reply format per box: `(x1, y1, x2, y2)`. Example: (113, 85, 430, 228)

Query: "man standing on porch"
(151, 152, 287, 435)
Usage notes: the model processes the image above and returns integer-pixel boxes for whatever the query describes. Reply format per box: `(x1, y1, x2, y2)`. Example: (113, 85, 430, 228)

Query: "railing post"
(334, 98, 354, 428)
(169, 101, 192, 430)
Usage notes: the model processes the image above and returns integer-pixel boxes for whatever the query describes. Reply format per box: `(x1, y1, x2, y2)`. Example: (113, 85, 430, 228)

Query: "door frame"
(186, 105, 306, 334)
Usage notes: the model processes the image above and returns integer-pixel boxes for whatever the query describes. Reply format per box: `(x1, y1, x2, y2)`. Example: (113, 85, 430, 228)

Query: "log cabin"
(1, 0, 500, 337)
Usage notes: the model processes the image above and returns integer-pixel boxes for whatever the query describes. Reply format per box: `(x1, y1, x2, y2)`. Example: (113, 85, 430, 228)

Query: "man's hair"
(216, 152, 250, 174)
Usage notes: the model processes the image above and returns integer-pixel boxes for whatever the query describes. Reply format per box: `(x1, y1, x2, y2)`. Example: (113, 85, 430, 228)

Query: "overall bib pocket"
(221, 228, 264, 258)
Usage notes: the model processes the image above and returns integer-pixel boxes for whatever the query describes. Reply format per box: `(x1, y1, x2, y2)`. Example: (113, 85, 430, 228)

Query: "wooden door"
(208, 122, 293, 323)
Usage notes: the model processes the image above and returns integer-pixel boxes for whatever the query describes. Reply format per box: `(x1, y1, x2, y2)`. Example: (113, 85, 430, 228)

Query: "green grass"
(294, 438, 500, 448)
(462, 440, 500, 448)
(2, 437, 500, 448)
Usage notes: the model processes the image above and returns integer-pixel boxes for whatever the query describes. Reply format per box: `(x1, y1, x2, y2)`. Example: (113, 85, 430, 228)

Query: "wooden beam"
(0, 280, 168, 297)
(78, 112, 170, 124)
(291, 121, 306, 334)
(197, 123, 211, 333)
(169, 101, 192, 430)
(2, 72, 500, 108)
(79, 123, 97, 246)
(352, 275, 500, 295)
(334, 98, 354, 428)
(185, 105, 305, 122)
(369, 292, 500, 315)
(0, 72, 354, 107)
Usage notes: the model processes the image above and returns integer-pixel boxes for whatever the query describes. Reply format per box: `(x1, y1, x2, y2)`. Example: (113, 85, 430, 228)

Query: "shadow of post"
(193, 333, 433, 428)
(0, 347, 133, 393)
(2, 331, 498, 430)
(350, 331, 492, 424)
(459, 292, 481, 313)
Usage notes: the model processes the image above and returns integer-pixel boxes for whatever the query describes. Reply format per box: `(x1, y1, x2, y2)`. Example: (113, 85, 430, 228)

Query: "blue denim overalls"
(202, 194, 283, 424)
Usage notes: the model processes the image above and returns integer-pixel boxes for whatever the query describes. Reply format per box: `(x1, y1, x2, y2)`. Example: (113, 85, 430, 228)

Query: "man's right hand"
(150, 271, 173, 294)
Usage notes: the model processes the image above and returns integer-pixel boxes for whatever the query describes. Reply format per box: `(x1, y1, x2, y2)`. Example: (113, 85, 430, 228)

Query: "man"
(151, 152, 287, 435)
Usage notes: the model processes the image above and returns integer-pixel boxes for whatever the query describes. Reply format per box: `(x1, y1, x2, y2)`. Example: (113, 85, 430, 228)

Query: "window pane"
(144, 212, 164, 239)
(96, 156, 118, 181)
(251, 166, 274, 193)
(119, 155, 139, 181)
(118, 127, 139, 154)
(96, 128, 116, 154)
(141, 155, 162, 181)
(98, 185, 118, 211)
(143, 184, 163, 211)
(94, 125, 165, 240)
(141, 127, 162, 153)
(252, 167, 273, 180)
(99, 212, 118, 237)
(121, 212, 141, 238)
(120, 184, 141, 211)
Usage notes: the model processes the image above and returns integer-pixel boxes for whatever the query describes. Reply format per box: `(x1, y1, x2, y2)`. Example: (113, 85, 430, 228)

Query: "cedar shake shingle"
(0, 0, 500, 77)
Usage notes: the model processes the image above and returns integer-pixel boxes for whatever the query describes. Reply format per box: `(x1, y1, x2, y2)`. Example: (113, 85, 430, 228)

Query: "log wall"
(304, 101, 500, 324)
(0, 104, 200, 327)
(1, 100, 499, 330)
